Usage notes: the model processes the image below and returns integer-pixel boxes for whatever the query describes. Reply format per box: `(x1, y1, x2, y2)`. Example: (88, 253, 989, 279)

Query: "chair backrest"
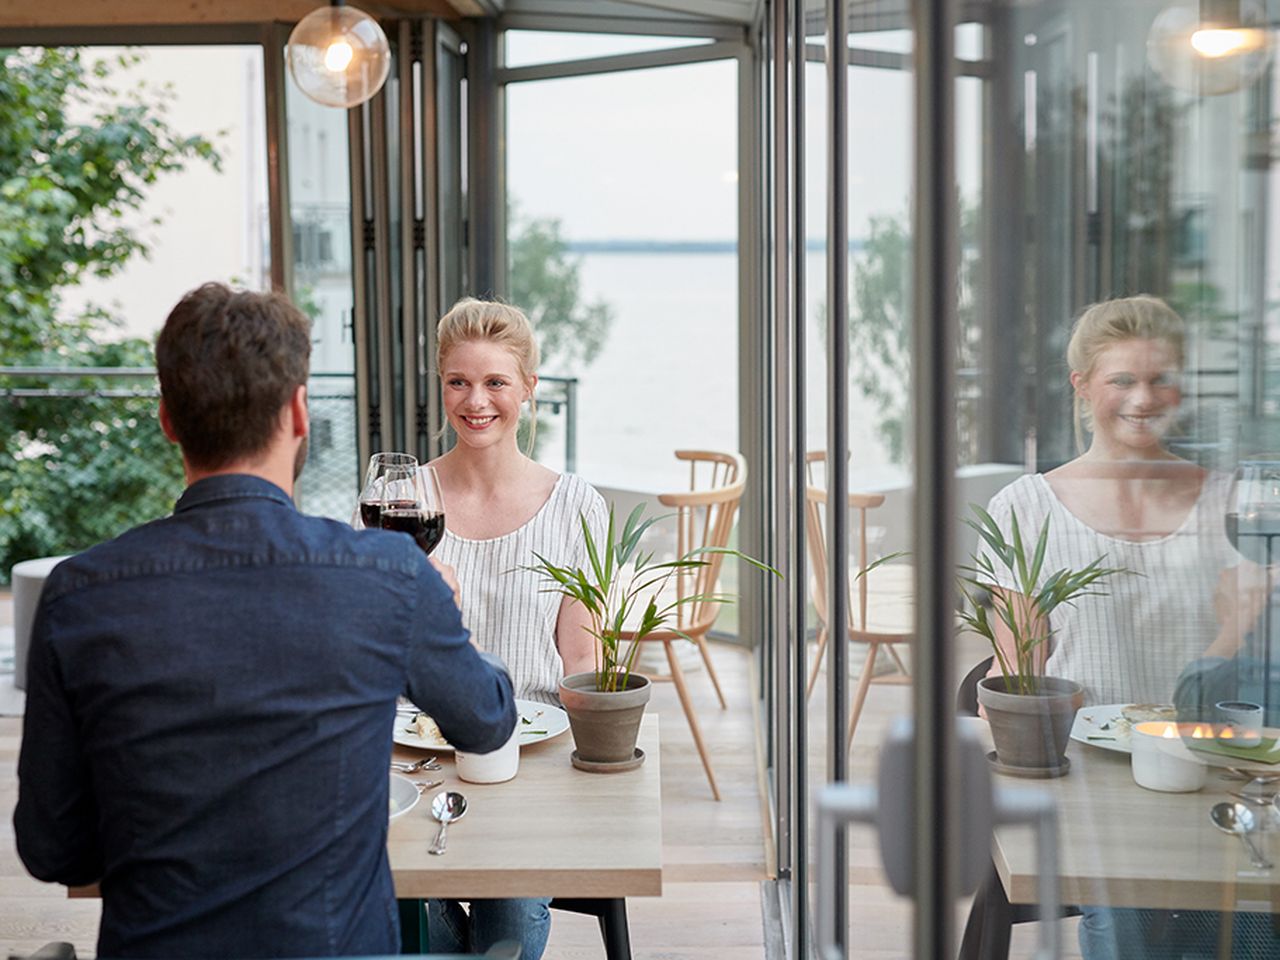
(656, 450, 746, 634)
(803, 452, 884, 636)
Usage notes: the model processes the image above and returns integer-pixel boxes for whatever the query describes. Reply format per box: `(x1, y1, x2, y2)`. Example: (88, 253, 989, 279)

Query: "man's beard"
(293, 435, 309, 481)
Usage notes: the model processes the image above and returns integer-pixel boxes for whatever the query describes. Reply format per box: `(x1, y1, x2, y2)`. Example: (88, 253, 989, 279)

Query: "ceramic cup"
(1130, 721, 1209, 793)
(454, 728, 519, 784)
(1216, 700, 1265, 748)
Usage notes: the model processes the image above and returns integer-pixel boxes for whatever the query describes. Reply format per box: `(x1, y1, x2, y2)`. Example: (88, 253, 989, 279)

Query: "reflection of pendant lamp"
(1147, 0, 1273, 95)
(286, 0, 391, 109)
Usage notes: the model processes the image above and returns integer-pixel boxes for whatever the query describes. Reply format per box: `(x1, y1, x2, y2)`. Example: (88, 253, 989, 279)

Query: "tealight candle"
(1216, 700, 1264, 748)
(1130, 721, 1209, 792)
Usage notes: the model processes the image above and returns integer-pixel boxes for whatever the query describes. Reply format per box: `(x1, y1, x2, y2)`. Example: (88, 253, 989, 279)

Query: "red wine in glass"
(381, 509, 446, 556)
(361, 498, 417, 529)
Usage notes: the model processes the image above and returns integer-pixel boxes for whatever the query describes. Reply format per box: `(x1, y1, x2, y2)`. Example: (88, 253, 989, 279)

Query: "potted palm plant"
(958, 505, 1127, 777)
(526, 503, 775, 771)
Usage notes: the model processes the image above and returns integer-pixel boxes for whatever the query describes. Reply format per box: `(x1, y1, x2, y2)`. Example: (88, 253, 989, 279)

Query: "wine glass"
(1226, 457, 1280, 566)
(356, 452, 418, 529)
(378, 466, 447, 556)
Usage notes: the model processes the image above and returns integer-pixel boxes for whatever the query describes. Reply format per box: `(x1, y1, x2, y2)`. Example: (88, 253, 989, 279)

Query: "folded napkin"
(1188, 736, 1280, 764)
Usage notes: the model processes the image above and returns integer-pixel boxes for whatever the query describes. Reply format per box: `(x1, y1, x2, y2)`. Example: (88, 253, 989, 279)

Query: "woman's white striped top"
(983, 471, 1235, 706)
(434, 473, 608, 705)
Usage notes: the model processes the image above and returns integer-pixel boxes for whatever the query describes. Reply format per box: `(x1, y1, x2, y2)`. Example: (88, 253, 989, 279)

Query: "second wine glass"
(379, 466, 446, 556)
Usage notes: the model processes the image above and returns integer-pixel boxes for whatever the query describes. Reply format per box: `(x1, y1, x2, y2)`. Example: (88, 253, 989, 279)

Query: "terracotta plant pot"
(559, 672, 651, 767)
(977, 675, 1084, 778)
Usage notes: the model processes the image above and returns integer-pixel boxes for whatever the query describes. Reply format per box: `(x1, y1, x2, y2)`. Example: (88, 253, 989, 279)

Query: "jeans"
(426, 897, 552, 959)
(1080, 905, 1280, 959)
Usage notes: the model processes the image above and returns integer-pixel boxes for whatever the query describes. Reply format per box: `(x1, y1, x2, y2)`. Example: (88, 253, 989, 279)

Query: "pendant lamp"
(1148, 0, 1272, 96)
(286, 0, 391, 109)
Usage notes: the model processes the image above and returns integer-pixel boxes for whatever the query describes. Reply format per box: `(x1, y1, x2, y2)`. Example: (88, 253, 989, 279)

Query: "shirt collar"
(174, 474, 297, 514)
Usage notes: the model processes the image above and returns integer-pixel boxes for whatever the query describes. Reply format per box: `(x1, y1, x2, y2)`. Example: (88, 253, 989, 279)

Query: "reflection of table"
(994, 734, 1280, 910)
(390, 715, 662, 897)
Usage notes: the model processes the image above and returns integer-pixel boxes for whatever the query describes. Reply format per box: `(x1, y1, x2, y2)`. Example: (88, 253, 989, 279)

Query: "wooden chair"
(620, 450, 746, 801)
(803, 452, 912, 750)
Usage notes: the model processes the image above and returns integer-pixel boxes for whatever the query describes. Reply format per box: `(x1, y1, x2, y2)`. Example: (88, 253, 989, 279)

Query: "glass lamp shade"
(1147, 3, 1273, 96)
(287, 4, 391, 109)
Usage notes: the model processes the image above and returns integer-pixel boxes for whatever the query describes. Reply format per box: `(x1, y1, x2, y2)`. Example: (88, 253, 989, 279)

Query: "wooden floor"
(0, 601, 1081, 959)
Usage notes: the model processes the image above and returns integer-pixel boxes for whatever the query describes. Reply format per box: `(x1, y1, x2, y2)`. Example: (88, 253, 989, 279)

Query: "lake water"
(548, 250, 891, 492)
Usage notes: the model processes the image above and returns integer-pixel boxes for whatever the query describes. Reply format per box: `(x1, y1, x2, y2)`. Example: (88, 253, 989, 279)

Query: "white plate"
(393, 698, 570, 752)
(1070, 703, 1135, 754)
(389, 773, 419, 820)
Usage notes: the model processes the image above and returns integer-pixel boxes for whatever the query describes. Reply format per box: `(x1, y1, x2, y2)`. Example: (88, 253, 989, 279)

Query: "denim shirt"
(14, 475, 516, 959)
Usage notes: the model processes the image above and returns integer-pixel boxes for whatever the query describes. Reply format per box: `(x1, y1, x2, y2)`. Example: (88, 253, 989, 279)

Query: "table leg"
(550, 897, 633, 960)
(398, 898, 428, 954)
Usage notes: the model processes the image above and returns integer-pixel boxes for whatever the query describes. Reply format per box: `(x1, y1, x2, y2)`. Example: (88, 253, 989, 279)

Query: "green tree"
(507, 211, 615, 456)
(841, 202, 981, 464)
(0, 48, 221, 581)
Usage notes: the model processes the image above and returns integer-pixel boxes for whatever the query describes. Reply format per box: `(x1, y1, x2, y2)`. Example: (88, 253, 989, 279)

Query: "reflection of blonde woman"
(983, 295, 1237, 707)
(980, 296, 1272, 960)
(424, 298, 607, 960)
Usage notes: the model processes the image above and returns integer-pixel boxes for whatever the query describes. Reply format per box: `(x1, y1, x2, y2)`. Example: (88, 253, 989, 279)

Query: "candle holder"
(1131, 721, 1211, 792)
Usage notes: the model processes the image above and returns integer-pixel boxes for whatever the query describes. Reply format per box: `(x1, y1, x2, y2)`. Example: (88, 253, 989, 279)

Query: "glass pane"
(976, 2, 1280, 957)
(505, 54, 739, 636)
(0, 45, 265, 580)
(504, 30, 712, 68)
(285, 51, 357, 522)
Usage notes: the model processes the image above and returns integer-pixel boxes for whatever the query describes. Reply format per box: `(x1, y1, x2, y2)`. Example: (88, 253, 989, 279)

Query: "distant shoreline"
(565, 239, 863, 255)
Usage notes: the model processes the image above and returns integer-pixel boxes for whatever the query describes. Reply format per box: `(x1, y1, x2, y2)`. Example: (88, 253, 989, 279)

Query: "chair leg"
(805, 625, 829, 701)
(665, 639, 721, 800)
(693, 634, 728, 709)
(845, 645, 879, 751)
(885, 643, 909, 676)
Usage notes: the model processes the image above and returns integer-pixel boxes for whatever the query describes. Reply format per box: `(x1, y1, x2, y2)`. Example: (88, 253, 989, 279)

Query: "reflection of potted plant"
(526, 503, 775, 771)
(958, 506, 1126, 777)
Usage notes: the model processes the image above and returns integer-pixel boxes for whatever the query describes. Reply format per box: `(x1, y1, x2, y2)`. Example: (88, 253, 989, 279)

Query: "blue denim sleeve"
(404, 564, 517, 754)
(13, 598, 104, 886)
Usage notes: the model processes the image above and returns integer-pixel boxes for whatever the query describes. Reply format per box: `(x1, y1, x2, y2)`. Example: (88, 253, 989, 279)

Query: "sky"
(505, 27, 985, 243)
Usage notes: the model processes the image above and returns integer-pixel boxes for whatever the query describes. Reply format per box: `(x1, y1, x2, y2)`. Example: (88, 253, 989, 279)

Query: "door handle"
(814, 717, 1061, 960)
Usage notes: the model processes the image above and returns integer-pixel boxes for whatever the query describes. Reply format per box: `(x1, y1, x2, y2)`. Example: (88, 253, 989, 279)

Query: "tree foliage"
(0, 48, 221, 581)
(844, 203, 981, 464)
(507, 211, 614, 456)
(508, 212, 613, 374)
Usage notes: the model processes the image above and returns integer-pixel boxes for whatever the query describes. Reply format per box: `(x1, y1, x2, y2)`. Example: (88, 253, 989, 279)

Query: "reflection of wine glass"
(378, 466, 446, 556)
(356, 452, 418, 529)
(1225, 457, 1280, 716)
(1225, 458, 1280, 565)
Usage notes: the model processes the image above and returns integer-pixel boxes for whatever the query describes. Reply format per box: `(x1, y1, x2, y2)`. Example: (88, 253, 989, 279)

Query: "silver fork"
(392, 757, 441, 773)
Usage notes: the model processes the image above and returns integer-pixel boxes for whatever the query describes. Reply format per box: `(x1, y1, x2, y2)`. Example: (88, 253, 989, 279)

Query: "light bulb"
(324, 40, 354, 72)
(1190, 26, 1266, 57)
(287, 3, 390, 109)
(1148, 3, 1273, 95)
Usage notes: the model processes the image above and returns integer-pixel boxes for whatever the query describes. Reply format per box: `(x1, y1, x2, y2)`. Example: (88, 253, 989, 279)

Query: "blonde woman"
(424, 297, 607, 959)
(983, 295, 1238, 707)
(980, 295, 1267, 959)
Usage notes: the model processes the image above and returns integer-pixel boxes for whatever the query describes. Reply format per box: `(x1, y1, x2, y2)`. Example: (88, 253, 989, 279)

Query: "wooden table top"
(389, 714, 663, 900)
(993, 729, 1280, 911)
(71, 716, 662, 902)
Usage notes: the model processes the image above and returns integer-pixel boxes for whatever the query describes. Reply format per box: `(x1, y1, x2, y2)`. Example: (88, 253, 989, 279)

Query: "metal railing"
(1, 367, 582, 517)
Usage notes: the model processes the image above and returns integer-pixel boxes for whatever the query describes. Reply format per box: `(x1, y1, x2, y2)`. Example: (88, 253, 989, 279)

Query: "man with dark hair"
(14, 283, 516, 958)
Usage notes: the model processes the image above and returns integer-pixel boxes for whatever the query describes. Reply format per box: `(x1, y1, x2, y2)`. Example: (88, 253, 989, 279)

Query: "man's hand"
(430, 558, 461, 609)
(1205, 561, 1273, 659)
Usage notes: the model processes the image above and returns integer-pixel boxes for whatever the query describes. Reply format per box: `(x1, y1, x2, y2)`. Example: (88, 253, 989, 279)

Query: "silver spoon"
(428, 790, 467, 856)
(1223, 767, 1280, 785)
(1211, 801, 1273, 869)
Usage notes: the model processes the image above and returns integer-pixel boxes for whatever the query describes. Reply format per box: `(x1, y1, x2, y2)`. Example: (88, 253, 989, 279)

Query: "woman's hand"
(430, 557, 462, 610)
